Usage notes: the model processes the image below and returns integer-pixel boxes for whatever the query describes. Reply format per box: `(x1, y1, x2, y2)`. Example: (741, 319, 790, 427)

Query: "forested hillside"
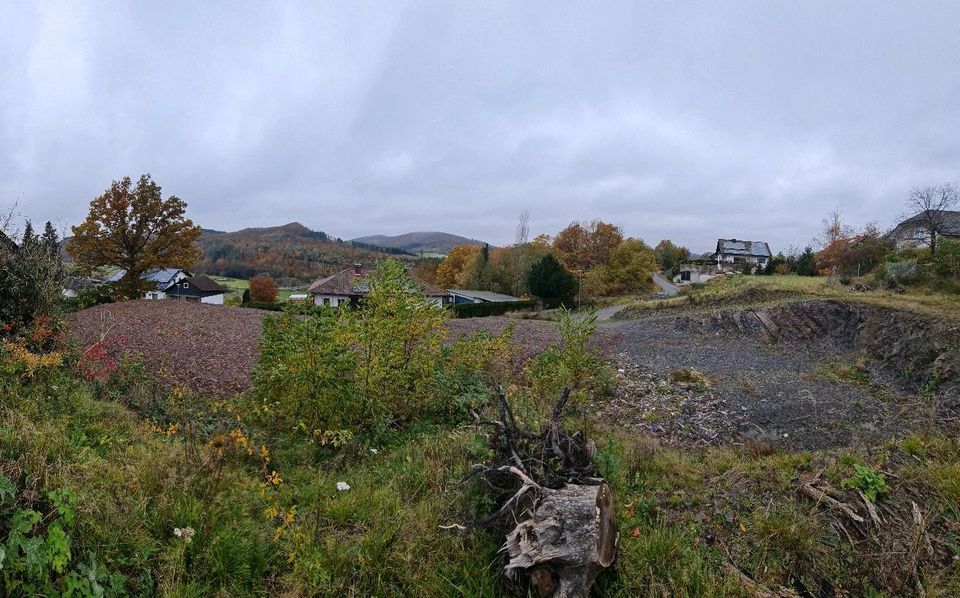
(194, 222, 411, 283)
(350, 231, 489, 255)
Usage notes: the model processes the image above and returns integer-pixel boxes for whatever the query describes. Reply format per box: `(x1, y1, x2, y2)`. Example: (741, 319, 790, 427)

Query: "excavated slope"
(676, 299, 959, 391)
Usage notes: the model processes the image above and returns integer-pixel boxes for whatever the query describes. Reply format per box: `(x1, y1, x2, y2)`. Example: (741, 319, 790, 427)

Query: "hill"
(350, 231, 490, 255)
(194, 222, 412, 284)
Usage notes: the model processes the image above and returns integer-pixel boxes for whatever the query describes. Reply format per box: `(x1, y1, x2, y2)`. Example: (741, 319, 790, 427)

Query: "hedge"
(451, 300, 537, 318)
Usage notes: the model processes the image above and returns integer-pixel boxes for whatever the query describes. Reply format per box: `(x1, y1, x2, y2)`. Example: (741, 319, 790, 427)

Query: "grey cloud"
(2, 0, 959, 254)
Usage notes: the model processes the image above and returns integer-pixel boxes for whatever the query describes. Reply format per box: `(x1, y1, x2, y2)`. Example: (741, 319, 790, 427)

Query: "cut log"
(503, 482, 618, 597)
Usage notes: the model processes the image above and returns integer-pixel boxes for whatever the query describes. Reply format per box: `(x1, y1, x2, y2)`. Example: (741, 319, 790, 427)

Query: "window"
(182, 282, 189, 289)
(680, 271, 691, 281)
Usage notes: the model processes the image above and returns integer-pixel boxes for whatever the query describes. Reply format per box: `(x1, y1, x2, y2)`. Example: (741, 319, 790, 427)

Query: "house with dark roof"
(106, 268, 191, 300)
(711, 239, 772, 273)
(62, 276, 103, 298)
(887, 211, 960, 251)
(448, 289, 521, 305)
(164, 275, 227, 304)
(307, 263, 451, 308)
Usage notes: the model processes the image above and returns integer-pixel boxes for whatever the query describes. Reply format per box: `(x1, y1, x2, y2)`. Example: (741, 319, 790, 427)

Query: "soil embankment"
(676, 299, 959, 390)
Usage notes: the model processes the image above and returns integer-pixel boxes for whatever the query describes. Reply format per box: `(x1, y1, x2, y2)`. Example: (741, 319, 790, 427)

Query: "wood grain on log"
(503, 482, 617, 597)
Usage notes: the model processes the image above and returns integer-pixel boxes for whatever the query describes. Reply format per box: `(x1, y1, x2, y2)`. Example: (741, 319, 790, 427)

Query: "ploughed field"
(68, 299, 955, 450)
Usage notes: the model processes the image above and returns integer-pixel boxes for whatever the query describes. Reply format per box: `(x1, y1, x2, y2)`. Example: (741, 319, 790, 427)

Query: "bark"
(503, 482, 618, 597)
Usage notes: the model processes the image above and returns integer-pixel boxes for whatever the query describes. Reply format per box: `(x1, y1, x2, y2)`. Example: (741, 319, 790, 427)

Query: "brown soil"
(67, 300, 271, 397)
(67, 304, 573, 398)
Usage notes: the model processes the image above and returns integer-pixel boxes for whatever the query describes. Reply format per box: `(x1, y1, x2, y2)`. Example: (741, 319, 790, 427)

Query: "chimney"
(353, 263, 362, 276)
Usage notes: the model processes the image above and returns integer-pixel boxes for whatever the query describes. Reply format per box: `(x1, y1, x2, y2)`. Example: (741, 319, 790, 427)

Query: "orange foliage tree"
(69, 174, 201, 299)
(249, 274, 279, 303)
(435, 245, 480, 288)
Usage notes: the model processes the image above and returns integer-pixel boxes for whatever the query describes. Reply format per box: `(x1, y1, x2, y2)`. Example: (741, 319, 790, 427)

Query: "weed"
(842, 464, 889, 502)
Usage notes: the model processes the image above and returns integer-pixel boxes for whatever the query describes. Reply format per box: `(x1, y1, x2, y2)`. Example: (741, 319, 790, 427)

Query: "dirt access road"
(597, 312, 932, 451)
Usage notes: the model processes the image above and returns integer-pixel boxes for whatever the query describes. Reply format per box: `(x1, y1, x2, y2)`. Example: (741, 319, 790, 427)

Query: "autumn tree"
(554, 219, 623, 271)
(654, 240, 691, 274)
(435, 244, 480, 288)
(69, 174, 201, 299)
(906, 183, 959, 256)
(249, 274, 279, 303)
(411, 258, 441, 285)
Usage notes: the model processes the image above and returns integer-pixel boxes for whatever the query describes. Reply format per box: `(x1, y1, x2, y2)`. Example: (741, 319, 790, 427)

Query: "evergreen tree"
(794, 247, 817, 276)
(528, 254, 576, 305)
(21, 220, 37, 249)
(41, 221, 59, 255)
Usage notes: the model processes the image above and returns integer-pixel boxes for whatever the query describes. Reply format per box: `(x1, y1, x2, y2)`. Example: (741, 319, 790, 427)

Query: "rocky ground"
(597, 312, 947, 451)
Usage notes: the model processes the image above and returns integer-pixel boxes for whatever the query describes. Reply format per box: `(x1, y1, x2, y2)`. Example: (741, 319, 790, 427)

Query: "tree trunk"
(503, 482, 618, 597)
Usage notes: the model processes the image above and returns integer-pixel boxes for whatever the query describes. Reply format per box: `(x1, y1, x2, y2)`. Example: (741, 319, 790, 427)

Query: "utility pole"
(578, 270, 583, 310)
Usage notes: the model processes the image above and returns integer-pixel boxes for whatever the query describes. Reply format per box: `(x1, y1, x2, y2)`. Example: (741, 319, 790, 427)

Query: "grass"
(208, 276, 300, 303)
(617, 274, 960, 320)
(5, 362, 960, 595)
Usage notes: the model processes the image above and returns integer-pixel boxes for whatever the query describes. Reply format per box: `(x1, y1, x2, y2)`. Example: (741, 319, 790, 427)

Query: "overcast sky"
(2, 1, 959, 253)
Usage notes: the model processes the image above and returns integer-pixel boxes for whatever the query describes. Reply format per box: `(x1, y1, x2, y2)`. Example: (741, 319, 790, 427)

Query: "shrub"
(250, 311, 355, 437)
(0, 479, 125, 595)
(451, 300, 536, 318)
(528, 308, 611, 404)
(249, 274, 278, 303)
(250, 260, 448, 437)
(338, 261, 448, 429)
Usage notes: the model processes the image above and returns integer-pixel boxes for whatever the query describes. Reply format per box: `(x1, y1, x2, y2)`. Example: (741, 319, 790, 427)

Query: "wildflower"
(173, 527, 195, 543)
(336, 481, 350, 491)
(268, 470, 283, 486)
(370, 448, 379, 455)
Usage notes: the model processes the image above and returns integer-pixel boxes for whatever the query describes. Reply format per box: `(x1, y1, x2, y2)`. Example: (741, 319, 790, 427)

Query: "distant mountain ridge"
(350, 231, 490, 255)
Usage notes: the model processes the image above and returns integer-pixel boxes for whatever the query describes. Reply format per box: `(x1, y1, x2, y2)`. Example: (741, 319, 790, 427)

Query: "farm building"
(307, 263, 451, 308)
(711, 239, 772, 272)
(448, 289, 521, 305)
(106, 268, 191, 300)
(163, 275, 227, 304)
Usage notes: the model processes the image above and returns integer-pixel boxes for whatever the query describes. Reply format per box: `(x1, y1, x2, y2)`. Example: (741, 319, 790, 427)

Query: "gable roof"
(63, 276, 102, 292)
(307, 264, 449, 297)
(167, 275, 226, 294)
(449, 289, 521, 302)
(891, 210, 960, 237)
(715, 239, 772, 258)
(107, 268, 190, 289)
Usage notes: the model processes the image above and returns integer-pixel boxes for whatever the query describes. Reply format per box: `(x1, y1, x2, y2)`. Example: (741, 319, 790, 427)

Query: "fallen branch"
(800, 481, 865, 524)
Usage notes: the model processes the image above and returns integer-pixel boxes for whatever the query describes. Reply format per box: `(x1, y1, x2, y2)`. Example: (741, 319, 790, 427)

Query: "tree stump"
(503, 481, 618, 597)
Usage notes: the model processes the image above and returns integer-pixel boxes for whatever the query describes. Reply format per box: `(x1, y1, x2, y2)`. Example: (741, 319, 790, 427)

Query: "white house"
(163, 275, 227, 304)
(887, 211, 960, 251)
(711, 239, 772, 273)
(106, 268, 190, 300)
(307, 263, 451, 308)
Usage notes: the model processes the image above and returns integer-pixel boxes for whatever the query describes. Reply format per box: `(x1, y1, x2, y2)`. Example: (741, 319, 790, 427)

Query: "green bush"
(250, 311, 356, 437)
(527, 308, 612, 405)
(250, 260, 449, 438)
(1, 478, 126, 595)
(451, 300, 536, 318)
